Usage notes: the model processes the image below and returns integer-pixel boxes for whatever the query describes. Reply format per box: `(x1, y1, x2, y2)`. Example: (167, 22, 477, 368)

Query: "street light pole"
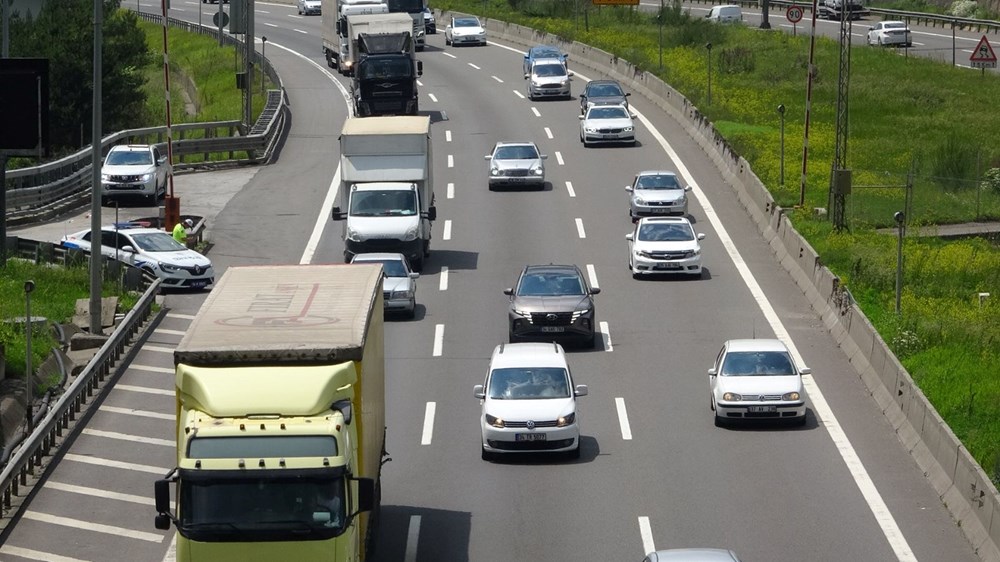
(24, 280, 35, 433)
(705, 42, 712, 105)
(778, 104, 786, 186)
(894, 211, 905, 314)
(261, 36, 267, 92)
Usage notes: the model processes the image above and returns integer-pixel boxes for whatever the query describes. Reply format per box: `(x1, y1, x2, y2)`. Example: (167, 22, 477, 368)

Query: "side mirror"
(625, 92, 632, 97)
(154, 479, 172, 514)
(157, 157, 167, 165)
(625, 233, 634, 241)
(473, 384, 485, 399)
(355, 477, 375, 513)
(625, 186, 633, 193)
(540, 154, 548, 160)
(578, 115, 585, 120)
(697, 233, 706, 240)
(484, 154, 492, 160)
(574, 384, 588, 397)
(708, 368, 717, 376)
(332, 206, 346, 221)
(800, 367, 812, 376)
(503, 288, 513, 296)
(590, 287, 601, 295)
(121, 245, 136, 254)
(524, 73, 529, 79)
(417, 61, 423, 76)
(426, 206, 437, 221)
(333, 399, 352, 424)
(684, 185, 692, 192)
(567, 71, 574, 77)
(410, 272, 420, 279)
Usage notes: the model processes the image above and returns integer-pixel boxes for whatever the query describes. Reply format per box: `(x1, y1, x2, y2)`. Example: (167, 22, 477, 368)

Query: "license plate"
(652, 208, 670, 213)
(541, 326, 565, 333)
(515, 433, 547, 442)
(748, 406, 777, 413)
(655, 263, 681, 270)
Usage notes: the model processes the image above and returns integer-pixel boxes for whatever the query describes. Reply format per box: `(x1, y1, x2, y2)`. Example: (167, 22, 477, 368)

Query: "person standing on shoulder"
(173, 218, 193, 246)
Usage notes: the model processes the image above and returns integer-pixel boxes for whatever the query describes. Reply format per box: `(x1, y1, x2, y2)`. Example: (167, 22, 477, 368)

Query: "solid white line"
(513, 90, 525, 99)
(428, 93, 439, 103)
(615, 397, 632, 440)
(421, 402, 436, 445)
(443, 52, 456, 58)
(166, 312, 195, 320)
(0, 546, 89, 562)
(100, 405, 174, 420)
(586, 264, 599, 289)
(82, 428, 173, 447)
(128, 364, 173, 374)
(628, 78, 919, 562)
(116, 384, 173, 396)
(638, 516, 655, 555)
(432, 324, 444, 356)
(443, 220, 452, 240)
(468, 62, 481, 69)
(565, 181, 576, 198)
(47, 481, 160, 507)
(23, 511, 164, 543)
(531, 107, 541, 117)
(439, 267, 449, 291)
(492, 75, 503, 83)
(601, 321, 612, 352)
(404, 515, 421, 562)
(447, 154, 454, 168)
(143, 345, 174, 354)
(154, 328, 185, 336)
(575, 218, 586, 238)
(445, 130, 452, 142)
(64, 453, 166, 475)
(447, 182, 455, 199)
(555, 151, 564, 166)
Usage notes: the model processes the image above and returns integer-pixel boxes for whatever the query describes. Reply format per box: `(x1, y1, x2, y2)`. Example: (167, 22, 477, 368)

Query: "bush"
(982, 168, 1000, 195)
(947, 0, 979, 17)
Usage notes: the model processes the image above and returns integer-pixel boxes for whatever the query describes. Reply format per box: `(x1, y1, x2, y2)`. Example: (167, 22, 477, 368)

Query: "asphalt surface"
(0, 3, 988, 562)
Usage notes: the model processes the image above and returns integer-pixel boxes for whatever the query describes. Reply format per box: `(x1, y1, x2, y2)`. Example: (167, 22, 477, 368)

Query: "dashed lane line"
(22, 511, 165, 543)
(100, 405, 174, 420)
(64, 453, 165, 475)
(615, 397, 632, 440)
(565, 181, 576, 197)
(82, 429, 173, 447)
(439, 267, 449, 291)
(421, 402, 436, 445)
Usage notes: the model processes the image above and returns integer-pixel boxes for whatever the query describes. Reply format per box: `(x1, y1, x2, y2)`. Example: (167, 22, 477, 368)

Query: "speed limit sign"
(786, 5, 804, 23)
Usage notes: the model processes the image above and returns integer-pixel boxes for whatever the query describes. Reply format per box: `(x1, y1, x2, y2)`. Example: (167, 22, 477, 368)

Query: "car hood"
(304, 0, 321, 5)
(102, 163, 156, 176)
(633, 239, 699, 254)
(716, 375, 803, 397)
(383, 276, 413, 293)
(485, 397, 575, 420)
(348, 215, 419, 238)
(583, 117, 633, 129)
(512, 295, 591, 312)
(633, 189, 685, 203)
(452, 26, 484, 35)
(493, 158, 542, 171)
(139, 249, 212, 268)
(532, 74, 568, 84)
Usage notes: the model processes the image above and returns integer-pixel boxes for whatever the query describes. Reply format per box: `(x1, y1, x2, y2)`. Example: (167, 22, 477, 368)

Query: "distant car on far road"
(445, 16, 486, 46)
(867, 20, 912, 47)
(100, 144, 168, 206)
(297, 0, 321, 15)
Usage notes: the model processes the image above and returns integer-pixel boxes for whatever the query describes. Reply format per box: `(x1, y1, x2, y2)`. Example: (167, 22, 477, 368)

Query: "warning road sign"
(970, 35, 997, 69)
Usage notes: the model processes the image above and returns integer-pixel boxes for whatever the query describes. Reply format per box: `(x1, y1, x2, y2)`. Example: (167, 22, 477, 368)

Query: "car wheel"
(406, 302, 416, 320)
(567, 444, 581, 460)
(481, 445, 493, 461)
(793, 414, 807, 427)
(445, 36, 451, 46)
(714, 413, 726, 427)
(411, 256, 424, 272)
(583, 333, 597, 350)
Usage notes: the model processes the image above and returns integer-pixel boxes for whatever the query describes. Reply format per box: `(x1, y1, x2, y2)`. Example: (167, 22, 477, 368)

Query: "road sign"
(213, 10, 229, 28)
(970, 35, 997, 69)
(786, 5, 804, 23)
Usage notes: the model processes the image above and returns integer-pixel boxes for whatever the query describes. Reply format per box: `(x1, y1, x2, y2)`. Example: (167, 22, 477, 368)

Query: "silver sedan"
(485, 142, 547, 190)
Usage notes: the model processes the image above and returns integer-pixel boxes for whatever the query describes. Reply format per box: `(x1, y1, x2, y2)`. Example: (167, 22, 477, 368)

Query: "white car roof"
(638, 216, 692, 226)
(352, 252, 407, 262)
(490, 342, 568, 370)
(724, 339, 790, 353)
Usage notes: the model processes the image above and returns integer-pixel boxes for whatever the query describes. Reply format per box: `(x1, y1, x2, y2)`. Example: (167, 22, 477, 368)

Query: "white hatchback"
(709, 339, 809, 426)
(474, 342, 588, 460)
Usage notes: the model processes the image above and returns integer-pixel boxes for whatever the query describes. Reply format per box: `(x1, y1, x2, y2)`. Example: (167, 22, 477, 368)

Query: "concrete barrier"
(462, 12, 1000, 561)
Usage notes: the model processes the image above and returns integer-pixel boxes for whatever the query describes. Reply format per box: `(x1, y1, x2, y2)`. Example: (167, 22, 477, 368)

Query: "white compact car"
(61, 224, 214, 290)
(100, 144, 168, 206)
(297, 0, 321, 15)
(525, 58, 573, 100)
(445, 16, 486, 46)
(706, 4, 742, 23)
(474, 342, 588, 460)
(579, 104, 636, 147)
(626, 216, 705, 277)
(708, 339, 809, 426)
(626, 170, 692, 220)
(350, 252, 419, 319)
(867, 20, 912, 47)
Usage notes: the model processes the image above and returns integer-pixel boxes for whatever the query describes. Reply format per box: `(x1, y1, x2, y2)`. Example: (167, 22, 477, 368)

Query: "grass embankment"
(433, 0, 1000, 481)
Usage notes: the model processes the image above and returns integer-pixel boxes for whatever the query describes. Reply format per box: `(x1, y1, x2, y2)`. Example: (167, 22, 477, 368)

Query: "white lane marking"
(128, 364, 173, 374)
(166, 312, 195, 320)
(443, 220, 452, 240)
(116, 384, 173, 396)
(544, 127, 553, 139)
(64, 453, 166, 474)
(47, 481, 162, 507)
(638, 516, 655, 555)
(447, 154, 454, 168)
(417, 79, 423, 87)
(0, 546, 89, 562)
(100, 405, 174, 421)
(445, 130, 452, 142)
(492, 75, 503, 83)
(154, 328, 185, 336)
(421, 402, 436, 445)
(555, 151, 564, 166)
(575, 218, 586, 238)
(628, 76, 919, 562)
(447, 182, 455, 199)
(439, 267, 449, 291)
(586, 264, 599, 289)
(82, 428, 173, 447)
(443, 52, 457, 58)
(601, 321, 613, 352)
(433, 324, 444, 356)
(143, 345, 174, 354)
(293, 28, 307, 34)
(404, 515, 422, 562)
(615, 397, 632, 440)
(163, 535, 177, 562)
(565, 181, 576, 197)
(468, 62, 481, 69)
(23, 511, 164, 543)
(264, 22, 278, 27)
(531, 107, 541, 117)
(513, 90, 525, 99)
(429, 93, 439, 103)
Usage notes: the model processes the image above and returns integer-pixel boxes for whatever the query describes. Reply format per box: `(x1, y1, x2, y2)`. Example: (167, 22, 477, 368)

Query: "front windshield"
(534, 64, 567, 78)
(359, 58, 411, 79)
(356, 258, 407, 277)
(349, 190, 418, 216)
(494, 145, 538, 160)
(517, 272, 584, 296)
(488, 367, 570, 399)
(455, 18, 480, 27)
(385, 0, 423, 13)
(129, 232, 186, 252)
(589, 106, 628, 120)
(637, 223, 694, 242)
(180, 475, 347, 535)
(721, 351, 796, 376)
(636, 174, 681, 190)
(589, 84, 623, 97)
(106, 150, 152, 166)
(531, 47, 560, 59)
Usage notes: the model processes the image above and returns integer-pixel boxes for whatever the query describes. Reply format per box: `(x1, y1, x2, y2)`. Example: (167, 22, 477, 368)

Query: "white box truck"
(332, 116, 436, 271)
(322, 0, 388, 71)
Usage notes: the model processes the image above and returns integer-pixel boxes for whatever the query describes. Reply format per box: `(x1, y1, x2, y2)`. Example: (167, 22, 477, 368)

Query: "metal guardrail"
(3, 13, 289, 228)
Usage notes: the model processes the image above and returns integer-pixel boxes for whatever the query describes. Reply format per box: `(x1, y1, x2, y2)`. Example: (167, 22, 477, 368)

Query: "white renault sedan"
(626, 216, 705, 278)
(708, 339, 809, 427)
(474, 342, 588, 461)
(579, 103, 636, 147)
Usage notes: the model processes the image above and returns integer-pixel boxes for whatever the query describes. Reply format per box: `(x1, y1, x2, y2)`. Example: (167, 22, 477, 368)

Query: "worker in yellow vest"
(173, 218, 193, 245)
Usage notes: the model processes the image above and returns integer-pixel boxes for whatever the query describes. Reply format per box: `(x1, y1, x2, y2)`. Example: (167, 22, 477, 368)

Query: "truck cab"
(333, 181, 435, 270)
(352, 31, 423, 116)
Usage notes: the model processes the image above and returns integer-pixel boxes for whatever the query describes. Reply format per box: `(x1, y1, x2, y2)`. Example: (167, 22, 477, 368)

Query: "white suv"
(100, 144, 169, 206)
(474, 342, 588, 461)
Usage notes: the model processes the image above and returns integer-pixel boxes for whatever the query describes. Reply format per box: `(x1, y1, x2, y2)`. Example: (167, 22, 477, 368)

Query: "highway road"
(0, 3, 988, 561)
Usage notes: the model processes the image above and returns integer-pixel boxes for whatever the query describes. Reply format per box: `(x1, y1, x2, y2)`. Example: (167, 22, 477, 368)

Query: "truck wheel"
(411, 256, 424, 272)
(423, 240, 430, 258)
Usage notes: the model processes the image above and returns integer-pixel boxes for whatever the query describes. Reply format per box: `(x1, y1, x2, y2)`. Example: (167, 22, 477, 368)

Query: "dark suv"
(579, 79, 630, 115)
(504, 264, 600, 349)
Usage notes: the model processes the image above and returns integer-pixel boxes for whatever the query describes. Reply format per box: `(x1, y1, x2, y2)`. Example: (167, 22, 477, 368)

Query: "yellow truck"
(154, 264, 387, 562)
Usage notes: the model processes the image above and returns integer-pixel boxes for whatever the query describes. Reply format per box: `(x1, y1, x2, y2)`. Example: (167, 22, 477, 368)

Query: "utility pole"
(830, 2, 852, 231)
(90, 0, 104, 335)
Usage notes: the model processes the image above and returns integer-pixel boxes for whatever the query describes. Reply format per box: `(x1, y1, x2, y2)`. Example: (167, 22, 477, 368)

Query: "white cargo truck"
(322, 0, 388, 70)
(332, 116, 435, 271)
(340, 12, 414, 76)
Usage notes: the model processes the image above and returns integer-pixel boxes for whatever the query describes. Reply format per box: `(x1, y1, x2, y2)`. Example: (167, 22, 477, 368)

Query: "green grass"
(435, 0, 1000, 482)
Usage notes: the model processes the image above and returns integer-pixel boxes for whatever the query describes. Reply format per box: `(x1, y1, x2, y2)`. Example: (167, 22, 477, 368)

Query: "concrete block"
(878, 359, 900, 396)
(66, 348, 100, 376)
(893, 371, 914, 413)
(858, 365, 881, 395)
(871, 384, 897, 414)
(70, 332, 109, 352)
(883, 399, 907, 432)
(951, 448, 998, 553)
(904, 393, 928, 441)
(73, 297, 119, 331)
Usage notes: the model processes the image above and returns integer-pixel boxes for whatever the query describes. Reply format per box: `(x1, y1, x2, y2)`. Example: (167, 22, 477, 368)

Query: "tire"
(406, 303, 416, 320)
(583, 332, 597, 350)
(714, 413, 726, 427)
(481, 446, 493, 461)
(567, 444, 581, 460)
(793, 414, 807, 427)
(445, 36, 451, 46)
(411, 256, 424, 272)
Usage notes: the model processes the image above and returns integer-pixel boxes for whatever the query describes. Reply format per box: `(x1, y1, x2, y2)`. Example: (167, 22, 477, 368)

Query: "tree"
(8, 0, 150, 152)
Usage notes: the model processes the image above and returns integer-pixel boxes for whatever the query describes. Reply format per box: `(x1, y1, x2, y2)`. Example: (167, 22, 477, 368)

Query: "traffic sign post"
(969, 35, 997, 72)
(786, 5, 803, 36)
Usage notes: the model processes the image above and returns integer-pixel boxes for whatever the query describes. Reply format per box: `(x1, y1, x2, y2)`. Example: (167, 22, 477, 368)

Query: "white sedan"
(626, 216, 705, 277)
(867, 20, 912, 47)
(579, 104, 636, 146)
(445, 16, 486, 46)
(709, 339, 809, 427)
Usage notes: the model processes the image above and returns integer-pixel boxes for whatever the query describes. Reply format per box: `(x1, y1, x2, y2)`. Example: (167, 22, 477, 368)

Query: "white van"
(706, 4, 743, 23)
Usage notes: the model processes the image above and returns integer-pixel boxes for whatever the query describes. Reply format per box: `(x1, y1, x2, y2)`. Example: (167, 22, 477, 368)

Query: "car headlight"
(346, 226, 363, 242)
(485, 414, 505, 428)
(531, 167, 543, 176)
(101, 173, 111, 181)
(634, 196, 646, 205)
(585, 127, 598, 133)
(722, 392, 743, 401)
(490, 167, 500, 176)
(531, 80, 541, 87)
(391, 289, 411, 299)
(511, 308, 530, 317)
(783, 392, 801, 401)
(159, 262, 180, 273)
(623, 127, 634, 132)
(140, 173, 154, 181)
(402, 225, 419, 241)
(556, 412, 576, 427)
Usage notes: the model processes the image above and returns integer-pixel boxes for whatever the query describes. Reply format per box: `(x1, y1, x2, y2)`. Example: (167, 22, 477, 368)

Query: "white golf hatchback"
(474, 342, 588, 461)
(709, 339, 809, 427)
